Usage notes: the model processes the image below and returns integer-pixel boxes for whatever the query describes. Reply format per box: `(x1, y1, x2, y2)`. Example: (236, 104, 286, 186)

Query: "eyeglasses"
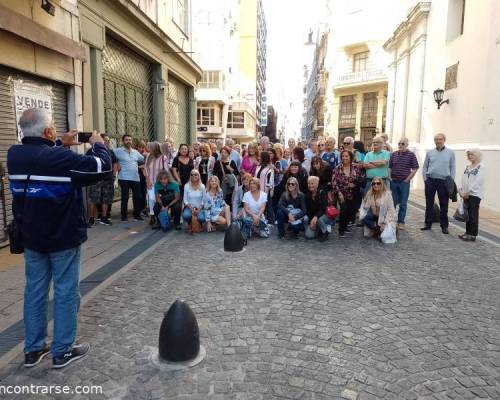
(372, 182, 382, 186)
(287, 183, 296, 186)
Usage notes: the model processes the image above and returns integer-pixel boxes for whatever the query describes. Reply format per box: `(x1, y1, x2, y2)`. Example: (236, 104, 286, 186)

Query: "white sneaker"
(326, 225, 332, 233)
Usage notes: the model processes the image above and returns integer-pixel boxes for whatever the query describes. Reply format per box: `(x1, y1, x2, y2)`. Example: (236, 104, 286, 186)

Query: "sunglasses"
(287, 183, 296, 186)
(398, 142, 406, 145)
(343, 142, 351, 145)
(372, 182, 382, 186)
(190, 174, 199, 177)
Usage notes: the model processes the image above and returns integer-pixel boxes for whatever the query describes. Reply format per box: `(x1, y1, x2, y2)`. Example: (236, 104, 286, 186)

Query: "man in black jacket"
(8, 108, 111, 369)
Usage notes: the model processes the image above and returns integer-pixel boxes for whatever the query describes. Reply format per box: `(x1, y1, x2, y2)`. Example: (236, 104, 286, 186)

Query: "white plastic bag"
(380, 224, 397, 244)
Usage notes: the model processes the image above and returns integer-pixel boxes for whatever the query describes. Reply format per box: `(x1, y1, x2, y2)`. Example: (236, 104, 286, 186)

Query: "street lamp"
(433, 89, 449, 109)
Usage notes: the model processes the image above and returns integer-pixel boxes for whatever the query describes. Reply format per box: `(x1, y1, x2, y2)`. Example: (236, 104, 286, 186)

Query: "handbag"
(325, 205, 340, 219)
(453, 198, 469, 222)
(220, 160, 236, 196)
(158, 209, 171, 232)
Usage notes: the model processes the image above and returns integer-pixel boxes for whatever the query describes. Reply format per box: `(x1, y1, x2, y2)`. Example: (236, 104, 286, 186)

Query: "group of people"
(97, 130, 485, 243)
(7, 107, 487, 374)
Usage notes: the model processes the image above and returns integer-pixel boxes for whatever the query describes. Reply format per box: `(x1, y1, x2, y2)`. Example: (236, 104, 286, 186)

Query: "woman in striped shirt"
(145, 142, 169, 225)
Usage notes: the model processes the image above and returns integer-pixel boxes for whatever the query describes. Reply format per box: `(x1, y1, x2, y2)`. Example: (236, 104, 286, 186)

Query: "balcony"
(334, 69, 387, 89)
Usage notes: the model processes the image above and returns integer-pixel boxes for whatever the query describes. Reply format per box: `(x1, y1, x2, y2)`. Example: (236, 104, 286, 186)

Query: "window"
(361, 92, 378, 127)
(446, 0, 466, 42)
(339, 95, 357, 128)
(198, 71, 223, 89)
(227, 111, 244, 129)
(353, 51, 369, 72)
(197, 107, 215, 126)
(172, 0, 188, 34)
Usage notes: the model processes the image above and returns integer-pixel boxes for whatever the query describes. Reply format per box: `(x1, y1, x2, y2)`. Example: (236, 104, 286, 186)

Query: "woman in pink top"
(241, 142, 260, 176)
(145, 142, 168, 224)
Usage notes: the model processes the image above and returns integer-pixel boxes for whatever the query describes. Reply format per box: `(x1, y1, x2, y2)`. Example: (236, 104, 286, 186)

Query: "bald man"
(421, 133, 456, 234)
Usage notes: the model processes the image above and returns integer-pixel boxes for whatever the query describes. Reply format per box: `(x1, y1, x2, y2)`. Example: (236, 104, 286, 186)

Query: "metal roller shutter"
(102, 36, 154, 143)
(0, 65, 68, 242)
(166, 75, 190, 147)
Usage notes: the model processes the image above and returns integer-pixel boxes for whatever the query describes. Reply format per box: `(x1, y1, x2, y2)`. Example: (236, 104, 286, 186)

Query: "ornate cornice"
(384, 2, 431, 51)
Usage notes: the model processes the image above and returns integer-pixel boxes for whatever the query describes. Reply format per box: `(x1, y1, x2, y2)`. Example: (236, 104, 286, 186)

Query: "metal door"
(0, 65, 68, 242)
(102, 36, 154, 142)
(166, 75, 190, 147)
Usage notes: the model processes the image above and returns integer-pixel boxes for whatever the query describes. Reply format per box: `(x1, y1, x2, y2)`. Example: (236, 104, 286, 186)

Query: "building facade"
(0, 0, 85, 242)
(238, 0, 267, 140)
(384, 0, 499, 211)
(80, 0, 202, 148)
(191, 0, 238, 142)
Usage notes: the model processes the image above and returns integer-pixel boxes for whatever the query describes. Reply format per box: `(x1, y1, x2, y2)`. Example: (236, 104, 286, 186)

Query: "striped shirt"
(389, 150, 419, 181)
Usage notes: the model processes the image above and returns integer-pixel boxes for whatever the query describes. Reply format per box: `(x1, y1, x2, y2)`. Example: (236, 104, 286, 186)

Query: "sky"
(263, 0, 326, 139)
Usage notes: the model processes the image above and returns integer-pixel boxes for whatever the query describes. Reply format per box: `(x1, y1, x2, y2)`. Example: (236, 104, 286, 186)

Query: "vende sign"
(13, 80, 53, 141)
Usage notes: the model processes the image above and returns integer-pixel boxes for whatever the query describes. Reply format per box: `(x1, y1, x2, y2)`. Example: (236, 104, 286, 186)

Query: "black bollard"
(224, 222, 246, 252)
(159, 300, 200, 362)
(433, 203, 440, 223)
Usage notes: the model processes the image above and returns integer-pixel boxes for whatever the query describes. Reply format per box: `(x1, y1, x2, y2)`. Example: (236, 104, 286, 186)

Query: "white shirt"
(460, 163, 485, 199)
(243, 191, 267, 214)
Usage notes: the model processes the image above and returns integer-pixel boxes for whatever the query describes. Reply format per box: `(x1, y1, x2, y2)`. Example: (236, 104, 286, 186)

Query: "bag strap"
(220, 160, 226, 179)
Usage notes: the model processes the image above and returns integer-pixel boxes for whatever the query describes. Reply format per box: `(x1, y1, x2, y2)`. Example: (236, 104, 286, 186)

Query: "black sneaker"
(318, 232, 328, 242)
(175, 224, 182, 231)
(24, 346, 50, 368)
(339, 232, 346, 238)
(87, 217, 95, 228)
(99, 217, 112, 226)
(133, 216, 144, 222)
(52, 343, 90, 369)
(121, 217, 128, 222)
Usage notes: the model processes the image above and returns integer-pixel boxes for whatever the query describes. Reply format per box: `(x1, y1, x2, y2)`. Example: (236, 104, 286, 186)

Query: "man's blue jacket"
(7, 136, 111, 253)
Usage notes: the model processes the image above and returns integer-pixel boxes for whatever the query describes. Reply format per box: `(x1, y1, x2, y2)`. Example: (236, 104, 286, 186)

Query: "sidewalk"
(0, 205, 164, 366)
(409, 189, 500, 238)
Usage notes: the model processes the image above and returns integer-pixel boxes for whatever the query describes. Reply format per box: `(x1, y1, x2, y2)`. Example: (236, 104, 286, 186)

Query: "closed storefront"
(0, 65, 68, 242)
(166, 75, 190, 146)
(102, 36, 154, 142)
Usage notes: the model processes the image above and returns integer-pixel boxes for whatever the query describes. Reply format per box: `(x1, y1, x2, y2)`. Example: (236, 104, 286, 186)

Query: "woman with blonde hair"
(204, 175, 231, 232)
(276, 177, 307, 239)
(232, 172, 253, 221)
(241, 142, 259, 176)
(241, 177, 269, 239)
(360, 176, 397, 239)
(160, 141, 175, 168)
(144, 141, 168, 225)
(458, 148, 485, 242)
(194, 142, 215, 186)
(182, 169, 206, 232)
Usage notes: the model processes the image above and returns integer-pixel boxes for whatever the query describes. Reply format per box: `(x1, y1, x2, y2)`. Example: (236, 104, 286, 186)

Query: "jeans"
(390, 180, 410, 223)
(182, 207, 206, 224)
(241, 215, 269, 239)
(119, 180, 143, 219)
(24, 247, 81, 357)
(465, 195, 481, 236)
(362, 210, 379, 231)
(304, 215, 335, 239)
(424, 178, 449, 227)
(276, 207, 304, 236)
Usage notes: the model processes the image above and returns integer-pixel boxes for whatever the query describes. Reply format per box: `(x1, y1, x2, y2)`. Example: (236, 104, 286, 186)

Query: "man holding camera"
(7, 108, 111, 369)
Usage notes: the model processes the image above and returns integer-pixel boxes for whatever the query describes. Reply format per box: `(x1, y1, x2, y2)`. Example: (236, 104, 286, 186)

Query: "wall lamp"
(41, 0, 56, 16)
(433, 89, 449, 109)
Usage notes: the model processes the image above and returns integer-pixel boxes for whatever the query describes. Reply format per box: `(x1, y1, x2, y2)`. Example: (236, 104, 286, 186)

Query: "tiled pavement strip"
(0, 204, 499, 399)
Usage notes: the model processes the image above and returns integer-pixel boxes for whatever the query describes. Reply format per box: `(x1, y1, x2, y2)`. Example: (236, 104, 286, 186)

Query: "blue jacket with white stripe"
(7, 136, 112, 253)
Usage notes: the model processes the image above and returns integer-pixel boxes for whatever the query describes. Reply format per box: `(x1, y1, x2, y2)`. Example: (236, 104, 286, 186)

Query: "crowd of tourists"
(93, 131, 485, 243)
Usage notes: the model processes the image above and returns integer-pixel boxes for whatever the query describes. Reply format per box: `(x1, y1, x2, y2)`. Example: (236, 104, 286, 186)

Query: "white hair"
(225, 138, 234, 146)
(466, 148, 482, 163)
(19, 108, 52, 137)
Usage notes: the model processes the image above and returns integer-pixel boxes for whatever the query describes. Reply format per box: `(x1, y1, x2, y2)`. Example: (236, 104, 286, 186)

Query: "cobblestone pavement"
(1, 208, 500, 400)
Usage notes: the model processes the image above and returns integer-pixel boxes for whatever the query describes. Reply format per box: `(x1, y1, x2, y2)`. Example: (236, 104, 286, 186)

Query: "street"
(1, 207, 500, 400)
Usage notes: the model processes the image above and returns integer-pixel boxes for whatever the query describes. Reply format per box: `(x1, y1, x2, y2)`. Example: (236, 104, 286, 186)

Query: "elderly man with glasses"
(361, 136, 391, 188)
(388, 138, 419, 229)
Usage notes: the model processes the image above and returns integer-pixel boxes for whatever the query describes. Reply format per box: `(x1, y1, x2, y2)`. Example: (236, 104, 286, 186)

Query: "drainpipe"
(416, 17, 429, 144)
(400, 32, 412, 139)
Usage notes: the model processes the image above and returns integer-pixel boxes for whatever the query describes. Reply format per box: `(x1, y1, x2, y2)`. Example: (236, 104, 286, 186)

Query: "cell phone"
(78, 132, 93, 143)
